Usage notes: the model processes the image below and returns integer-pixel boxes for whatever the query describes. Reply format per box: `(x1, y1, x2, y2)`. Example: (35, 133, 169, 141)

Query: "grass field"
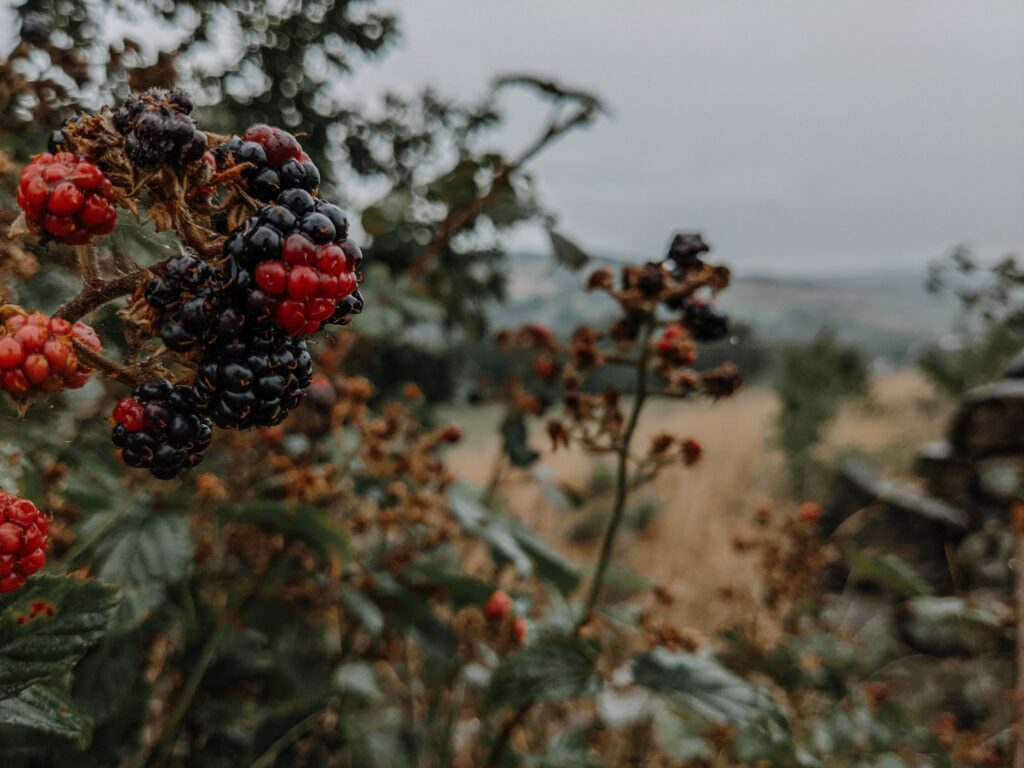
(443, 370, 952, 633)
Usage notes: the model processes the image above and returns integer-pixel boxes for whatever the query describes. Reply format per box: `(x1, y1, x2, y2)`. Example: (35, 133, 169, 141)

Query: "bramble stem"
(577, 318, 653, 628)
(54, 272, 140, 323)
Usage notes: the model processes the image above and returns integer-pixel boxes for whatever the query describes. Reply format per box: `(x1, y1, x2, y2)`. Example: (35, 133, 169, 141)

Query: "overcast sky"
(350, 1, 1024, 276)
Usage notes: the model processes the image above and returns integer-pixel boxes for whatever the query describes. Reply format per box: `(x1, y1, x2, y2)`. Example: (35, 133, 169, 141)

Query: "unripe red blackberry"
(214, 124, 320, 201)
(191, 324, 313, 429)
(16, 152, 117, 245)
(112, 88, 207, 167)
(682, 299, 729, 342)
(484, 590, 513, 622)
(0, 311, 101, 400)
(0, 493, 49, 593)
(143, 251, 242, 352)
(226, 189, 361, 337)
(112, 379, 213, 480)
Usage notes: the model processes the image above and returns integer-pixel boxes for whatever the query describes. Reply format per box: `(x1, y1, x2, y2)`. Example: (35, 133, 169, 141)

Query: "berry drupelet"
(214, 124, 320, 201)
(112, 379, 213, 479)
(0, 493, 49, 593)
(191, 325, 313, 429)
(226, 189, 361, 336)
(144, 251, 242, 352)
(16, 152, 117, 245)
(0, 312, 100, 399)
(112, 88, 208, 167)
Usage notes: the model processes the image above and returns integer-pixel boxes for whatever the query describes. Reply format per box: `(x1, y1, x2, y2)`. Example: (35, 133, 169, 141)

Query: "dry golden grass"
(444, 370, 951, 634)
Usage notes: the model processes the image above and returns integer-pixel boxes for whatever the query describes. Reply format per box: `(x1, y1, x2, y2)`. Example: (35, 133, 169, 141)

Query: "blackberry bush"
(112, 87, 208, 167)
(226, 189, 361, 336)
(214, 124, 320, 201)
(191, 324, 313, 429)
(112, 379, 213, 479)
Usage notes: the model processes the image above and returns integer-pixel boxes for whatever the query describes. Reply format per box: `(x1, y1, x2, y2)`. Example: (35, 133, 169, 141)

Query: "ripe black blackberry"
(191, 325, 313, 429)
(666, 233, 710, 273)
(113, 88, 207, 167)
(112, 379, 213, 480)
(144, 251, 242, 352)
(636, 262, 666, 297)
(682, 299, 729, 342)
(214, 124, 320, 201)
(226, 189, 360, 336)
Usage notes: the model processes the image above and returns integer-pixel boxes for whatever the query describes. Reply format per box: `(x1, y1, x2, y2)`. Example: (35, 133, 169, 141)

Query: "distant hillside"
(493, 254, 961, 362)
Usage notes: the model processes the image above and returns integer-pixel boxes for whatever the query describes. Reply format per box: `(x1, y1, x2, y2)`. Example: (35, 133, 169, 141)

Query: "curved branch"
(54, 272, 141, 323)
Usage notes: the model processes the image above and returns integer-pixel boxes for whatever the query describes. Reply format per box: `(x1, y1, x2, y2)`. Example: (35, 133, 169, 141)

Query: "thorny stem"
(578, 317, 654, 628)
(53, 271, 139, 323)
(1013, 502, 1024, 768)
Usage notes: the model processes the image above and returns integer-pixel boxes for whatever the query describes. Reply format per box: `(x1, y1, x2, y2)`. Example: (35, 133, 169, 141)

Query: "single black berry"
(682, 300, 729, 342)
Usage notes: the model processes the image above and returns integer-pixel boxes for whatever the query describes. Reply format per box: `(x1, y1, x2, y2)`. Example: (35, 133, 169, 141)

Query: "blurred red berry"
(682, 438, 703, 466)
(484, 590, 513, 622)
(0, 492, 49, 594)
(0, 311, 101, 401)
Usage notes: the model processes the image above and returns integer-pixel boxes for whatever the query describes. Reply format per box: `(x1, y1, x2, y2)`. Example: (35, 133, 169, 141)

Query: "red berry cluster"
(16, 152, 117, 245)
(656, 324, 696, 365)
(0, 312, 101, 399)
(0, 493, 49, 593)
(483, 590, 528, 646)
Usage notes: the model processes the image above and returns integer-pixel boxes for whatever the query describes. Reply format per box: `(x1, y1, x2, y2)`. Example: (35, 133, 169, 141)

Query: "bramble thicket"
(0, 3, 1017, 767)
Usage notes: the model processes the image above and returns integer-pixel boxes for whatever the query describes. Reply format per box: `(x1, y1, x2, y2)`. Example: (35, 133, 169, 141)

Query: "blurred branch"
(407, 95, 597, 277)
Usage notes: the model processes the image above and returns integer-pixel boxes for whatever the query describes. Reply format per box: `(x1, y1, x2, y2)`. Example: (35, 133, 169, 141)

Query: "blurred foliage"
(920, 246, 1024, 396)
(773, 330, 869, 497)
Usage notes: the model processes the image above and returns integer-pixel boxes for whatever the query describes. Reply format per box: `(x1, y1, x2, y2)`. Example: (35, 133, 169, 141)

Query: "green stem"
(577, 320, 652, 627)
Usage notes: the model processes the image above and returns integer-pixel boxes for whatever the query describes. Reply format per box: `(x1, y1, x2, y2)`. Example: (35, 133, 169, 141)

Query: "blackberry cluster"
(0, 492, 49, 594)
(113, 88, 207, 167)
(214, 124, 320, 201)
(226, 189, 361, 336)
(144, 251, 242, 352)
(682, 299, 729, 342)
(192, 325, 313, 429)
(112, 379, 213, 479)
(0, 312, 101, 399)
(16, 151, 117, 245)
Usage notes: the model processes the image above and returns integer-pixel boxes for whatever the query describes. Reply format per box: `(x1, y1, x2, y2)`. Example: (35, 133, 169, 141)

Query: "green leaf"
(548, 229, 589, 270)
(402, 552, 495, 608)
(501, 410, 539, 468)
(342, 588, 385, 638)
(654, 709, 712, 761)
(86, 507, 193, 633)
(0, 574, 120, 699)
(0, 681, 91, 744)
(843, 547, 934, 598)
(216, 500, 348, 563)
(485, 635, 598, 711)
(633, 648, 788, 728)
(447, 485, 579, 593)
(507, 525, 579, 596)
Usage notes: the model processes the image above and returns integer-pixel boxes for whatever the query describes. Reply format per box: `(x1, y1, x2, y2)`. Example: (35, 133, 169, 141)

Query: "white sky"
(349, 0, 1024, 275)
